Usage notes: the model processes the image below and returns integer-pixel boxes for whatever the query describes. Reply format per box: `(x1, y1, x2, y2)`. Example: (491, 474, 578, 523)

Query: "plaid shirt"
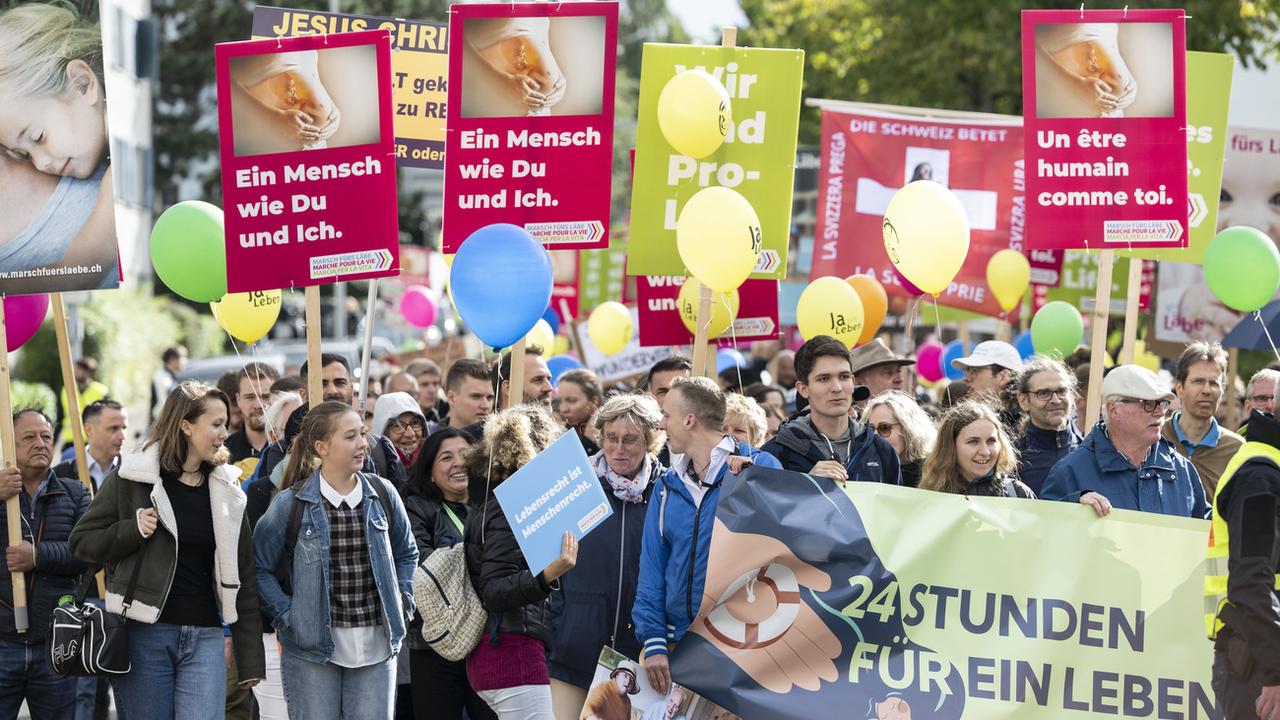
(323, 501, 381, 628)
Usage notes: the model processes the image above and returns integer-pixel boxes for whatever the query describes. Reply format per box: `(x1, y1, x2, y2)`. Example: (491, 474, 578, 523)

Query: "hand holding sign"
(690, 518, 840, 693)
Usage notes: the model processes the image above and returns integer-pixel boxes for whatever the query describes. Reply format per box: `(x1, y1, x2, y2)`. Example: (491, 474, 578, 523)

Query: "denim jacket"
(252, 471, 418, 664)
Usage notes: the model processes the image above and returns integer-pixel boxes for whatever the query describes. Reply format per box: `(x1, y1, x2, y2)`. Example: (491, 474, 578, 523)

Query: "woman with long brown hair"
(252, 401, 418, 720)
(920, 400, 1034, 499)
(71, 381, 265, 719)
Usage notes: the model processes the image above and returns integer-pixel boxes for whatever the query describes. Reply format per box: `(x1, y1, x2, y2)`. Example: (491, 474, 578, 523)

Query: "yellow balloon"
(657, 70, 731, 159)
(796, 276, 864, 350)
(552, 335, 570, 356)
(986, 249, 1031, 313)
(676, 187, 761, 293)
(587, 302, 632, 356)
(210, 290, 282, 344)
(677, 278, 740, 339)
(883, 180, 970, 296)
(524, 319, 555, 354)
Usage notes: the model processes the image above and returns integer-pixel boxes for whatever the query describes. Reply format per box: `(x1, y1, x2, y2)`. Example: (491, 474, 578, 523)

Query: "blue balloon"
(541, 307, 561, 336)
(716, 348, 747, 374)
(1014, 330, 1035, 360)
(547, 354, 583, 386)
(451, 224, 554, 348)
(942, 340, 970, 381)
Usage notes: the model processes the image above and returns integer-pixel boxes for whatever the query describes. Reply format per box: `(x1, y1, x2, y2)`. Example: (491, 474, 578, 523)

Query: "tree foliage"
(738, 0, 1280, 143)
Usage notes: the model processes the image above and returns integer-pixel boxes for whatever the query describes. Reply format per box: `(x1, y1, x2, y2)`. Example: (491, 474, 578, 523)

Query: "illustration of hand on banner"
(690, 518, 840, 693)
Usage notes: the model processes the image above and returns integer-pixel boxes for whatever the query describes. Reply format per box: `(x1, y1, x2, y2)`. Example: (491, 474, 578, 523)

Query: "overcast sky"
(668, 0, 747, 41)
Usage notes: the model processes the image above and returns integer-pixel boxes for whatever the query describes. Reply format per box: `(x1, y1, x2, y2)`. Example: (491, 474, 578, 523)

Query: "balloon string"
(725, 293, 743, 392)
(929, 295, 952, 406)
(223, 328, 279, 444)
(1256, 310, 1280, 366)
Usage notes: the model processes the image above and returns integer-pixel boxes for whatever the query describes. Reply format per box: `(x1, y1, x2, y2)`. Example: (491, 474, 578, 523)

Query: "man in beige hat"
(849, 339, 916, 399)
(1041, 365, 1209, 519)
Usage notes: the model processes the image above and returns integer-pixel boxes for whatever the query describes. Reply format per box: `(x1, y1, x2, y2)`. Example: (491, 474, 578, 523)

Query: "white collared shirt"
(316, 474, 387, 668)
(86, 455, 118, 491)
(319, 477, 364, 509)
(671, 436, 737, 508)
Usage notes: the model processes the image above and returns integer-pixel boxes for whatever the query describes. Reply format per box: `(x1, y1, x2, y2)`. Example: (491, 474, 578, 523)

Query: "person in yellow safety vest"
(59, 357, 109, 447)
(1205, 405, 1280, 720)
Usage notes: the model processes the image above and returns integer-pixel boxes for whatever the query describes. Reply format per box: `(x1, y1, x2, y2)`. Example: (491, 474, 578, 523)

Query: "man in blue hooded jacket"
(761, 335, 901, 487)
(633, 376, 780, 694)
(1042, 365, 1209, 519)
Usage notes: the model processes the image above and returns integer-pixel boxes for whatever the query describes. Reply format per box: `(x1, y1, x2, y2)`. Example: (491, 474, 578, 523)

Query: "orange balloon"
(845, 274, 888, 345)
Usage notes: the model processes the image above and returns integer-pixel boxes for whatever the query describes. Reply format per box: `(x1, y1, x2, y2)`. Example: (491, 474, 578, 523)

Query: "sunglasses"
(873, 422, 900, 437)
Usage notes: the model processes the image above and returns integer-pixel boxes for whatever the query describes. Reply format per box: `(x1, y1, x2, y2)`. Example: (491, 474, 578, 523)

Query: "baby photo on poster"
(228, 44, 382, 156)
(460, 14, 605, 118)
(1034, 22, 1174, 119)
(0, 0, 121, 293)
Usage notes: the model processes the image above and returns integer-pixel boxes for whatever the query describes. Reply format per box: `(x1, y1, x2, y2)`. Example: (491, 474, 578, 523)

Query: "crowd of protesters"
(0, 331, 1258, 720)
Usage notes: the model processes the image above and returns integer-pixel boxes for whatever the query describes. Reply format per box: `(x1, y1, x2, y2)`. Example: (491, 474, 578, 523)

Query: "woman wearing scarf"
(547, 395, 666, 720)
(372, 391, 428, 468)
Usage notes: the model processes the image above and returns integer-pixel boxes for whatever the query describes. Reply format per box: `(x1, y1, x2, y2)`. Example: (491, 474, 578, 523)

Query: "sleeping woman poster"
(0, 0, 122, 294)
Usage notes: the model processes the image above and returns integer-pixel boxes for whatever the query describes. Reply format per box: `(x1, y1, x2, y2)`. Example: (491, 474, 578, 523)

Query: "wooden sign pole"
(505, 338, 528, 409)
(0, 299, 28, 632)
(51, 296, 91, 496)
(1225, 348, 1240, 430)
(305, 286, 323, 406)
(690, 26, 739, 379)
(1084, 250, 1116, 426)
(1119, 258, 1143, 365)
(356, 279, 379, 412)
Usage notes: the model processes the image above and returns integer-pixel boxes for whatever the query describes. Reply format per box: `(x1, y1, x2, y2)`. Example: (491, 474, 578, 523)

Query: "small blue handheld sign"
(493, 430, 613, 573)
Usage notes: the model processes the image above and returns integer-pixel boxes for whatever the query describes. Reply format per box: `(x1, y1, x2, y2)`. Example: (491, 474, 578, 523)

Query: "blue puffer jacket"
(632, 440, 781, 660)
(1041, 421, 1210, 519)
(549, 456, 664, 687)
(0, 471, 90, 642)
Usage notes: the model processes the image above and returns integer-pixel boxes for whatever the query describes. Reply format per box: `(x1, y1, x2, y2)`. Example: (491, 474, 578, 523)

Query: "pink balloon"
(399, 285, 438, 328)
(892, 266, 925, 296)
(4, 294, 49, 352)
(915, 340, 946, 383)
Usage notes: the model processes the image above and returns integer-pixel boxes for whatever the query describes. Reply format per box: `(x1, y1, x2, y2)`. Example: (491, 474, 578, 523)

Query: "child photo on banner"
(0, 1, 122, 294)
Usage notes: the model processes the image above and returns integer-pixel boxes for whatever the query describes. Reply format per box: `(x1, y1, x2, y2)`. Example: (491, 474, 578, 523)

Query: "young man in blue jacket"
(633, 376, 780, 693)
(761, 335, 901, 486)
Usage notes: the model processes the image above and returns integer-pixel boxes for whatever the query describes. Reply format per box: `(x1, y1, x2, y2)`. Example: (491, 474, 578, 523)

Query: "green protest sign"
(578, 233, 627, 313)
(1036, 251, 1151, 316)
(627, 43, 804, 280)
(1121, 52, 1233, 263)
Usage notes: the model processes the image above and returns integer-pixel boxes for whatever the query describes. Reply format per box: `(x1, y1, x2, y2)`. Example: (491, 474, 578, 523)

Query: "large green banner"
(1121, 51, 1234, 263)
(671, 466, 1217, 719)
(627, 43, 803, 280)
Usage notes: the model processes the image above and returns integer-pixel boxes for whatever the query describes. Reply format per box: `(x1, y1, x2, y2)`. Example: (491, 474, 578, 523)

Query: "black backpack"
(274, 475, 394, 594)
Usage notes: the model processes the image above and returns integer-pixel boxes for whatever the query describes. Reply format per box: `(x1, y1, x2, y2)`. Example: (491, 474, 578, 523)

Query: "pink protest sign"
(636, 276, 779, 348)
(216, 31, 400, 293)
(1021, 9, 1188, 250)
(441, 1, 617, 253)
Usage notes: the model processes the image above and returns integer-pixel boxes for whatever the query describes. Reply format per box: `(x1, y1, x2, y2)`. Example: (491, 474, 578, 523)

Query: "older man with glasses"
(1041, 365, 1209, 519)
(1013, 357, 1084, 496)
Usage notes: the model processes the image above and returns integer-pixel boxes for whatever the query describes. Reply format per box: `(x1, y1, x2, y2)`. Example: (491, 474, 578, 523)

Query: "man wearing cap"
(582, 660, 640, 720)
(1203, 383, 1280, 719)
(1160, 342, 1244, 498)
(1041, 365, 1209, 519)
(850, 338, 916, 399)
(952, 341, 1025, 432)
(762, 335, 901, 486)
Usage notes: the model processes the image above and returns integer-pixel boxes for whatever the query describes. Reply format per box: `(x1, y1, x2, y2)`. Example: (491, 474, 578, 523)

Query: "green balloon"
(150, 201, 228, 303)
(1204, 226, 1280, 313)
(1031, 301, 1083, 360)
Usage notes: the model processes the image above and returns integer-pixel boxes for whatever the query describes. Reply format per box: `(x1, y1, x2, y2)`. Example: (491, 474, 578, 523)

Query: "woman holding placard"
(464, 406, 578, 720)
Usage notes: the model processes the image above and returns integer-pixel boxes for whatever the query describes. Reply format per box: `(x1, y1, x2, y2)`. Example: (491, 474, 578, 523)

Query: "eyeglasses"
(603, 433, 643, 449)
(873, 422, 900, 437)
(1115, 397, 1171, 414)
(1250, 394, 1273, 406)
(388, 418, 426, 434)
(1027, 387, 1071, 402)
